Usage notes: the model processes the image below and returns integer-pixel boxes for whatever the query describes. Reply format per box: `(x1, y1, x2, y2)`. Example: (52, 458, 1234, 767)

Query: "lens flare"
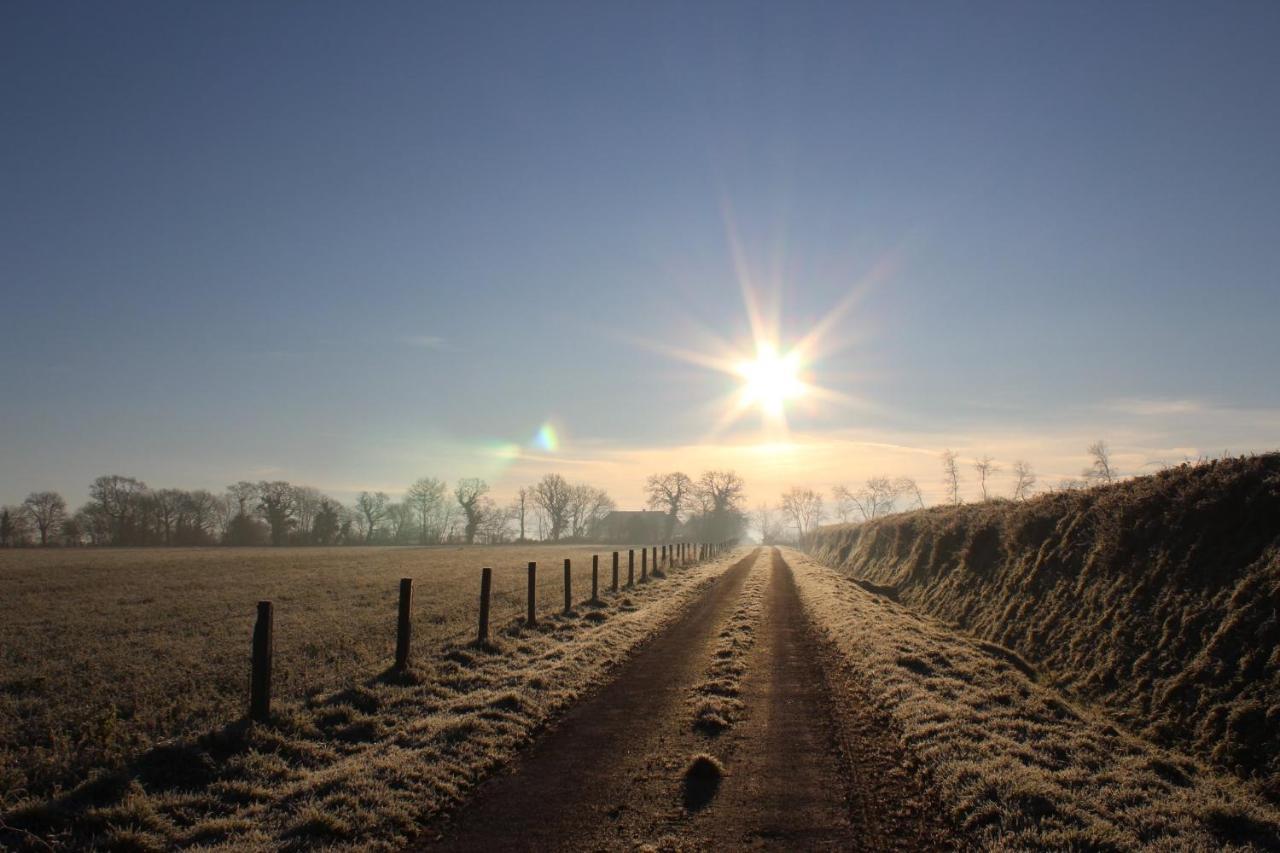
(533, 422, 559, 452)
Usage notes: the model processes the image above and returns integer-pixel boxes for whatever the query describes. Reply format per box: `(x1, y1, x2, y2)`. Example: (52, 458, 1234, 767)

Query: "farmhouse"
(592, 510, 672, 543)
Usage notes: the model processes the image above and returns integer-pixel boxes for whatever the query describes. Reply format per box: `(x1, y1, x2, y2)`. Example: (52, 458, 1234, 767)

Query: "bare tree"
(89, 474, 150, 544)
(973, 455, 999, 501)
(780, 487, 824, 540)
(941, 450, 962, 506)
(694, 470, 747, 541)
(644, 472, 693, 540)
(753, 503, 784, 545)
(1011, 460, 1036, 501)
(256, 481, 297, 546)
(831, 485, 856, 523)
(150, 488, 185, 545)
(227, 481, 257, 516)
(355, 491, 390, 543)
(569, 483, 614, 538)
(1084, 440, 1116, 484)
(291, 486, 325, 544)
(454, 478, 490, 544)
(895, 477, 925, 509)
(22, 491, 67, 546)
(180, 490, 220, 544)
(509, 487, 530, 542)
(532, 473, 572, 541)
(406, 477, 447, 545)
(476, 497, 513, 544)
(385, 501, 416, 543)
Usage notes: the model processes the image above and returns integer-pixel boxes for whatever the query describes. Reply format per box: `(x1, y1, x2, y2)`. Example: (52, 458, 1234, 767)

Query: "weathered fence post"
(250, 600, 273, 722)
(592, 554, 599, 601)
(628, 549, 635, 586)
(478, 567, 492, 644)
(395, 578, 413, 671)
(641, 547, 648, 581)
(527, 561, 537, 627)
(564, 558, 572, 614)
(612, 551, 619, 592)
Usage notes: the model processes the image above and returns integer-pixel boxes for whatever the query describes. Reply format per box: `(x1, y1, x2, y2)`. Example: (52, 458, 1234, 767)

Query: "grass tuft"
(681, 754, 724, 812)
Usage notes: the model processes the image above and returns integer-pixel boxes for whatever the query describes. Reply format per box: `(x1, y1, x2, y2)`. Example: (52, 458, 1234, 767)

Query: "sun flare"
(736, 343, 806, 418)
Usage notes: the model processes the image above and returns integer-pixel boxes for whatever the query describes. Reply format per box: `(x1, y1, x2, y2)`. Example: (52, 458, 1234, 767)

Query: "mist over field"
(3, 2, 1279, 850)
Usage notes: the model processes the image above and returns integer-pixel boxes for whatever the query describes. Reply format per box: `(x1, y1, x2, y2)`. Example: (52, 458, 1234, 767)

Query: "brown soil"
(412, 547, 953, 851)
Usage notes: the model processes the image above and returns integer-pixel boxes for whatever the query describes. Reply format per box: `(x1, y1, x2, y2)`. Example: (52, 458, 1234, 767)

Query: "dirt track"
(413, 548, 952, 851)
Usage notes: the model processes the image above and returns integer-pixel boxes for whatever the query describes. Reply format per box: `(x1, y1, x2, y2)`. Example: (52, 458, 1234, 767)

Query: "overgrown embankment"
(807, 454, 1280, 796)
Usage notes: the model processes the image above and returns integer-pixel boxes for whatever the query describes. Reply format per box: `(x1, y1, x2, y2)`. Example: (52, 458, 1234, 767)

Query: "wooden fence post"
(527, 561, 537, 627)
(478, 567, 492, 644)
(592, 554, 599, 602)
(628, 549, 635, 586)
(250, 600, 273, 722)
(612, 551, 619, 592)
(395, 578, 413, 671)
(564, 558, 572, 614)
(641, 546, 647, 582)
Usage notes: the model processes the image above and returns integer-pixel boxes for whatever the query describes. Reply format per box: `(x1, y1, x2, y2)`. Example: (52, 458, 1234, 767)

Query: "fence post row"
(395, 577, 413, 671)
(478, 567, 493, 643)
(250, 600, 273, 722)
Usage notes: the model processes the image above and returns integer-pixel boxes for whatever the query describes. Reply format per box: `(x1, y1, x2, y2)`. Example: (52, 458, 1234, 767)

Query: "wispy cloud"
(1103, 398, 1205, 416)
(398, 334, 450, 351)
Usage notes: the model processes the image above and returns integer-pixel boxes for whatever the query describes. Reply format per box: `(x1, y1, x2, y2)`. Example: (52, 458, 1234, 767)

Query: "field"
(0, 544, 661, 812)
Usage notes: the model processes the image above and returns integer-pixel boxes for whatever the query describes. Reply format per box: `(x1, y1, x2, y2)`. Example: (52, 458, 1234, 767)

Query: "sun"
(735, 342, 806, 418)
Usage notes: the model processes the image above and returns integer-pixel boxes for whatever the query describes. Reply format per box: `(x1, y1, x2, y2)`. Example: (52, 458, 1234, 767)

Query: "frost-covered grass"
(688, 549, 768, 736)
(0, 544, 627, 809)
(786, 548, 1280, 850)
(1, 547, 746, 851)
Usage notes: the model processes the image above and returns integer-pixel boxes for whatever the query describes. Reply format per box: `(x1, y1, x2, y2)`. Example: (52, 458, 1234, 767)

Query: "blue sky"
(3, 1, 1279, 508)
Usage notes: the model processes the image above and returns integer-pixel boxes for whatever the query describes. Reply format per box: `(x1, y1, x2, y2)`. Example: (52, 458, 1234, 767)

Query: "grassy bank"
(787, 548, 1280, 849)
(806, 454, 1280, 797)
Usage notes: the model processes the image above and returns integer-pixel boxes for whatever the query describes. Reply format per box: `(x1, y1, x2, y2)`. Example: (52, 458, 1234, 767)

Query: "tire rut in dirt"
(411, 548, 761, 852)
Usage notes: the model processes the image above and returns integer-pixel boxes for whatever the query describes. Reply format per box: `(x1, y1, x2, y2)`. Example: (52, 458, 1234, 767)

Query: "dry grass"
(689, 551, 766, 736)
(0, 546, 747, 850)
(807, 454, 1280, 796)
(0, 544, 657, 813)
(787, 548, 1280, 849)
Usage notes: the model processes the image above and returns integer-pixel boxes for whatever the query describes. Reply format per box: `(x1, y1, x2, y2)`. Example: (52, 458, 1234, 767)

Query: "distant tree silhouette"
(355, 491, 389, 543)
(1011, 460, 1036, 500)
(532, 473, 571, 541)
(23, 491, 66, 546)
(644, 472, 693, 540)
(941, 450, 962, 506)
(973, 455, 999, 501)
(454, 478, 490, 544)
(1085, 440, 1117, 484)
(256, 481, 296, 546)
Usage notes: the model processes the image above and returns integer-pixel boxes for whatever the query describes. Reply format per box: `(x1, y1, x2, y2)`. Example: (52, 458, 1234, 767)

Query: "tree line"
(0, 469, 749, 548)
(756, 441, 1121, 543)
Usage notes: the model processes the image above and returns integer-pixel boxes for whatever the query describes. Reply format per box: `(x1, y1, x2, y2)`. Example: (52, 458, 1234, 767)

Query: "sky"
(3, 1, 1280, 511)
